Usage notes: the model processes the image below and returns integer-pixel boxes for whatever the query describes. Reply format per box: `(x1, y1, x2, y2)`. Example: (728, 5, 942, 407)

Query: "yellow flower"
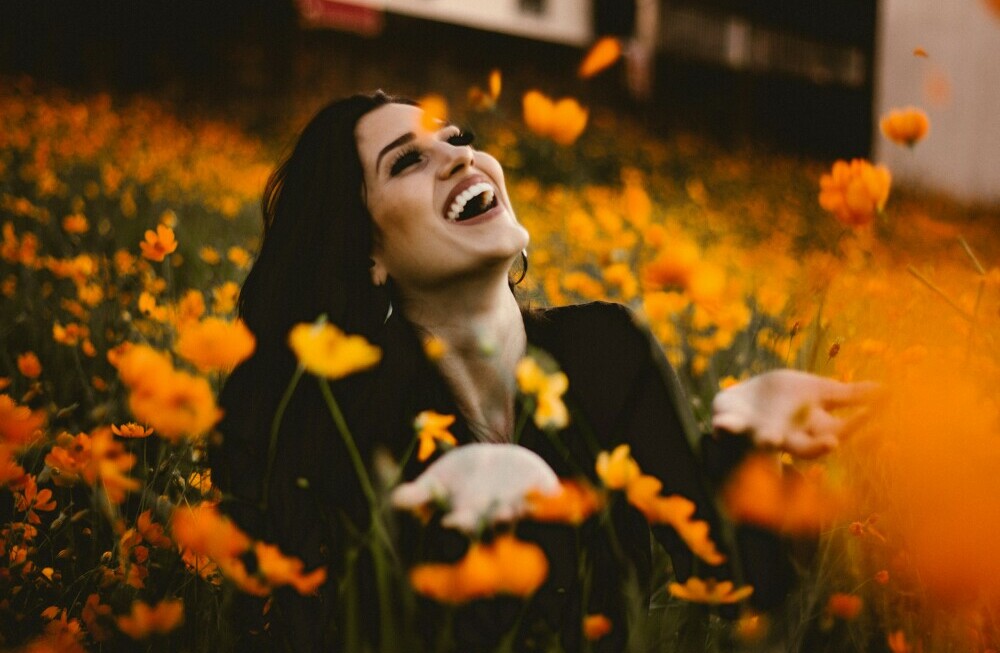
(413, 410, 457, 462)
(139, 224, 178, 262)
(212, 281, 240, 314)
(818, 159, 891, 228)
(880, 106, 930, 147)
(198, 246, 221, 265)
(668, 577, 754, 605)
(578, 37, 622, 78)
(175, 317, 256, 373)
(227, 246, 251, 268)
(515, 357, 570, 429)
(595, 444, 640, 490)
(288, 320, 382, 379)
(422, 336, 448, 361)
(522, 91, 588, 146)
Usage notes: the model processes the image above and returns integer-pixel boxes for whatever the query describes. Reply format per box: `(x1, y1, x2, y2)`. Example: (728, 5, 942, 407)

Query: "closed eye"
(389, 147, 422, 176)
(446, 130, 475, 147)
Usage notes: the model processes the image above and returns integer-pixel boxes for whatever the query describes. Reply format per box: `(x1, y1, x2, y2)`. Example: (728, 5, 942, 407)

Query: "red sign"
(296, 0, 384, 35)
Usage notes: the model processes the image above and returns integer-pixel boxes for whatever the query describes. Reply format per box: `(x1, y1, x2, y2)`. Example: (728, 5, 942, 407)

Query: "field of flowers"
(1, 52, 999, 653)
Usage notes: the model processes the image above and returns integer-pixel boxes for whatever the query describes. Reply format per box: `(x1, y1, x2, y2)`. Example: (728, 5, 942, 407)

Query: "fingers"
(819, 379, 882, 409)
(784, 428, 839, 459)
(390, 481, 432, 509)
(711, 409, 751, 435)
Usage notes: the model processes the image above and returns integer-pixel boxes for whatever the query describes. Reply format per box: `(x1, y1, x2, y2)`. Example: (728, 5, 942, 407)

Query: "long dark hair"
(239, 91, 411, 349)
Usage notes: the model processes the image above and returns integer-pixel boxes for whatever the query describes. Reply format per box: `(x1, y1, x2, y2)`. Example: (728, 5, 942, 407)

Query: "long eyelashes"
(388, 129, 475, 177)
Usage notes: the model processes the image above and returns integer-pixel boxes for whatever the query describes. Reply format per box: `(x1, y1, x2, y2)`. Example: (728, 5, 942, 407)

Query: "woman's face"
(356, 103, 529, 290)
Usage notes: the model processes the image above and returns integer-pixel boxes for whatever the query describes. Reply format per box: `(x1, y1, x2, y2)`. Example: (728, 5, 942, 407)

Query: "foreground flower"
(175, 317, 256, 373)
(887, 630, 911, 653)
(418, 94, 448, 132)
(578, 37, 622, 78)
(116, 600, 184, 639)
(595, 444, 640, 489)
(139, 224, 178, 262)
(0, 394, 46, 446)
(818, 159, 891, 228)
(515, 356, 569, 429)
(626, 474, 726, 565)
(392, 443, 560, 533)
(826, 592, 862, 620)
(721, 454, 845, 534)
(288, 320, 381, 379)
(409, 534, 548, 603)
(253, 541, 328, 594)
(522, 90, 588, 145)
(880, 106, 930, 147)
(526, 478, 603, 525)
(583, 614, 613, 640)
(668, 577, 753, 605)
(413, 410, 457, 462)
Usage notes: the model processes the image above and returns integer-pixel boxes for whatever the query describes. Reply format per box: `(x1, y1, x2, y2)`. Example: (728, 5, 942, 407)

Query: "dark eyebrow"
(376, 132, 415, 173)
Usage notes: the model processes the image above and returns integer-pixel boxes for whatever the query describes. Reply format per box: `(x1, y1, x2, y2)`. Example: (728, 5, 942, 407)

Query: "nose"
(437, 142, 475, 179)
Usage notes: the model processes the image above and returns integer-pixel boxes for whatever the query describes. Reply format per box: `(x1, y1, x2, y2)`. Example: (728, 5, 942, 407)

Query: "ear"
(370, 256, 388, 287)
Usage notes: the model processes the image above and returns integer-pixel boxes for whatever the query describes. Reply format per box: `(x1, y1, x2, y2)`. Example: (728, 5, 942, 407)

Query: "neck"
(397, 271, 526, 441)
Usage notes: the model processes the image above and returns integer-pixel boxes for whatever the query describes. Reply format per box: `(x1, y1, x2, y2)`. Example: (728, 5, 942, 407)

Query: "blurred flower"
(875, 569, 890, 585)
(522, 91, 588, 146)
(116, 600, 184, 639)
(515, 356, 569, 429)
(413, 410, 457, 462)
(880, 107, 930, 147)
(81, 594, 113, 642)
(111, 423, 153, 438)
(212, 281, 240, 314)
(1, 444, 27, 487)
(392, 443, 560, 533)
(626, 474, 725, 565)
(526, 478, 603, 525)
(819, 159, 891, 228)
(139, 224, 178, 262)
(17, 352, 41, 378)
(175, 317, 256, 373)
(721, 454, 845, 534)
(227, 246, 251, 268)
(913, 47, 928, 57)
(198, 246, 221, 265)
(288, 320, 381, 379)
(422, 336, 447, 360)
(578, 37, 622, 78)
(583, 614, 612, 641)
(826, 592, 862, 620)
(409, 534, 548, 603)
(468, 69, 502, 110)
(887, 630, 912, 653)
(418, 94, 448, 133)
(44, 428, 139, 503)
(0, 394, 46, 447)
(61, 213, 89, 234)
(253, 541, 327, 595)
(595, 444, 640, 489)
(668, 577, 753, 604)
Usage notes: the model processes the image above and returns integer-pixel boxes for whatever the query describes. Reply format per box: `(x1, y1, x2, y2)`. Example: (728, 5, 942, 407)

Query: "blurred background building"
(3, 0, 998, 202)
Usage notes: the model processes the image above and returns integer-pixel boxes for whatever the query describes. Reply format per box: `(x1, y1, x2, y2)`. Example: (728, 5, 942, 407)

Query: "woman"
(213, 91, 874, 652)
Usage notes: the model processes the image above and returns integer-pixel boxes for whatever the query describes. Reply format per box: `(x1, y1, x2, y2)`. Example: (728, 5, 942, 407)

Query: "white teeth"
(446, 182, 495, 221)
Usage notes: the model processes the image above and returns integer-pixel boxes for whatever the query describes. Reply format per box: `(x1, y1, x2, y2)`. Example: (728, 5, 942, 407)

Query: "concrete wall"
(874, 0, 1000, 203)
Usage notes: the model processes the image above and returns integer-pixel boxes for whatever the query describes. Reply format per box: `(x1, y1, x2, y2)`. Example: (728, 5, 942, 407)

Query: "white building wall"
(874, 0, 1000, 203)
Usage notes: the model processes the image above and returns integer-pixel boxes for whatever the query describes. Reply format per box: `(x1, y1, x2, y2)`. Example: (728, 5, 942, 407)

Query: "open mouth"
(446, 182, 499, 222)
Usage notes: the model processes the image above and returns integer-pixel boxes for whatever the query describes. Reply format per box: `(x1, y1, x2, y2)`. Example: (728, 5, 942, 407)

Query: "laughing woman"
(212, 92, 874, 652)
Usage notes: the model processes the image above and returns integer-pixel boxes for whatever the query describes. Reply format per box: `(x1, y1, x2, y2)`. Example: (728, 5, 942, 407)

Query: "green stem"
(259, 366, 303, 512)
(907, 265, 974, 321)
(511, 395, 533, 445)
(317, 379, 378, 509)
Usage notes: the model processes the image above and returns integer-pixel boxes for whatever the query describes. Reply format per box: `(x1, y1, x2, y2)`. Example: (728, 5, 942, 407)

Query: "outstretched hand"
(711, 370, 880, 458)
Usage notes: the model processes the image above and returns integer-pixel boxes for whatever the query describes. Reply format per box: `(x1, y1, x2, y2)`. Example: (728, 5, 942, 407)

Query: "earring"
(384, 298, 393, 324)
(510, 249, 528, 286)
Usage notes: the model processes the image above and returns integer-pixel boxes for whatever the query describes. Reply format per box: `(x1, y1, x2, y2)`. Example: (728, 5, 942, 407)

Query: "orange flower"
(626, 474, 725, 565)
(522, 91, 588, 146)
(468, 70, 502, 110)
(668, 577, 754, 605)
(81, 594, 112, 642)
(44, 429, 139, 502)
(595, 444, 640, 489)
(1, 444, 27, 487)
(198, 246, 221, 265)
(253, 541, 327, 594)
(409, 534, 548, 603)
(288, 320, 382, 380)
(116, 600, 184, 639)
(0, 394, 46, 447)
(111, 423, 154, 438)
(526, 478, 603, 525)
(887, 630, 912, 653)
(15, 475, 56, 524)
(418, 94, 449, 133)
(818, 159, 891, 228)
(61, 213, 89, 234)
(874, 569, 890, 585)
(641, 238, 701, 290)
(583, 614, 613, 641)
(137, 509, 172, 548)
(826, 592, 862, 620)
(722, 454, 845, 534)
(17, 352, 42, 378)
(880, 106, 930, 147)
(171, 503, 251, 561)
(578, 37, 622, 78)
(139, 224, 178, 262)
(175, 317, 256, 373)
(413, 410, 457, 462)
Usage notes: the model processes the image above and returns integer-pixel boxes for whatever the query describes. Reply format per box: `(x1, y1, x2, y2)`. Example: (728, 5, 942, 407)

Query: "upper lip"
(442, 174, 496, 220)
